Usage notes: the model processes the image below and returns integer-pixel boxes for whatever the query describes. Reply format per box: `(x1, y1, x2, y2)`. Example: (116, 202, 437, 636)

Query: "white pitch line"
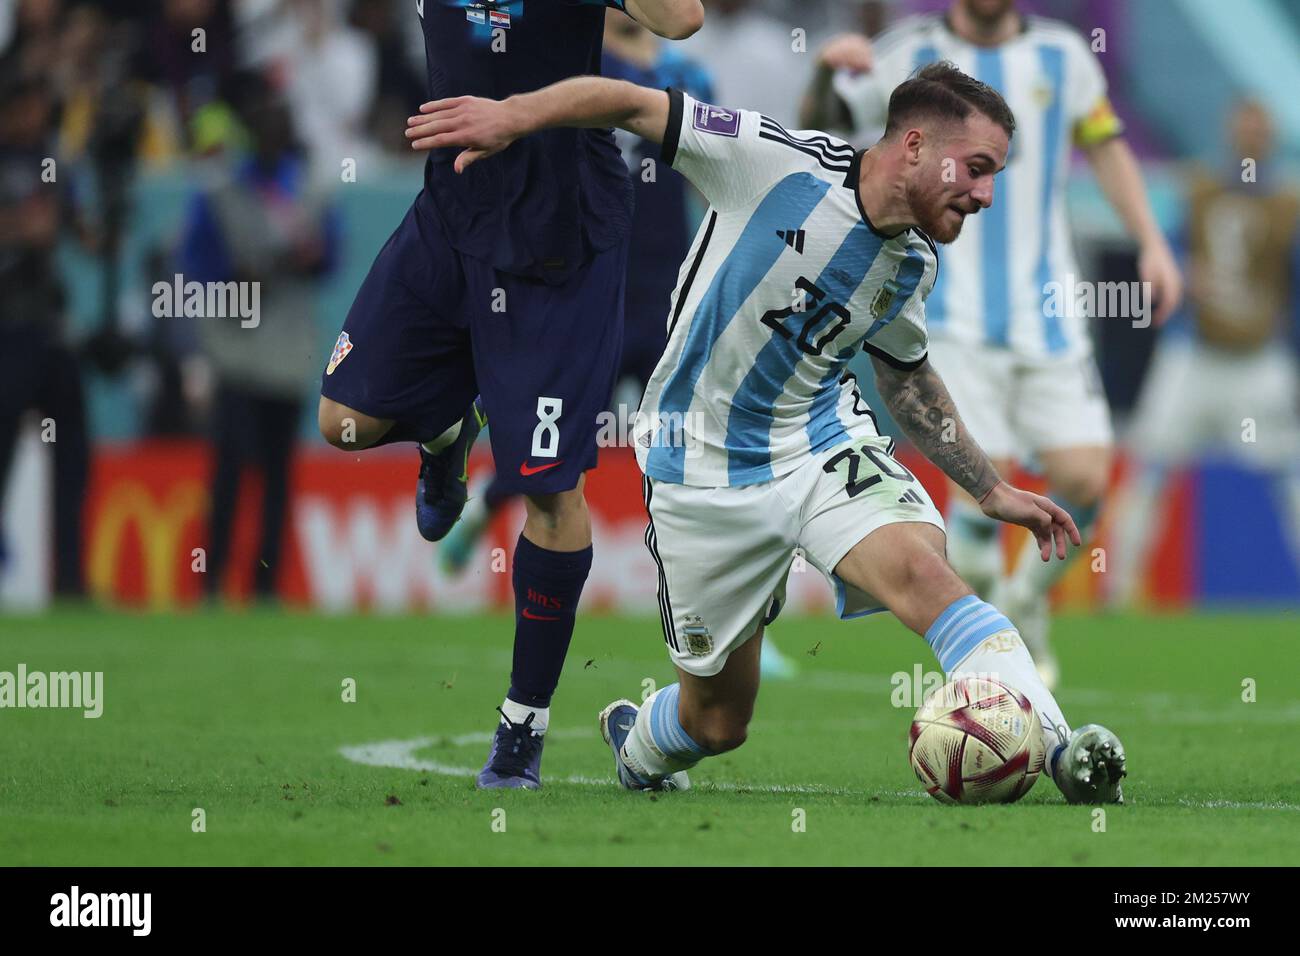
(338, 734, 869, 795)
(337, 734, 1300, 810)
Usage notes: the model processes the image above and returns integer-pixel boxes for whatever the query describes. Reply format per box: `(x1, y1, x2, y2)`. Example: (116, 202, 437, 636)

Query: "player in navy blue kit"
(317, 0, 704, 789)
(435, 12, 714, 567)
(434, 10, 800, 678)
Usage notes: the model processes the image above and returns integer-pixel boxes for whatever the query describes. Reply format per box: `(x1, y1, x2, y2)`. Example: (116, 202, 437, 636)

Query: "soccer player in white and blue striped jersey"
(805, 0, 1183, 688)
(407, 61, 1126, 802)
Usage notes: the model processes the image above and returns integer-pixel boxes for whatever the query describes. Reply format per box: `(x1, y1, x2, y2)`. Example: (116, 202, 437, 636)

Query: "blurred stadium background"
(3, 0, 1299, 617)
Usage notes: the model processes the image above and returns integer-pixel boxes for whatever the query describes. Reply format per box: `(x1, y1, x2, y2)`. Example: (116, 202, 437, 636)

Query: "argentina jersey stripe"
(724, 219, 885, 484)
(646, 173, 832, 483)
(912, 43, 945, 330)
(804, 348, 858, 455)
(974, 46, 1011, 347)
(1035, 44, 1068, 354)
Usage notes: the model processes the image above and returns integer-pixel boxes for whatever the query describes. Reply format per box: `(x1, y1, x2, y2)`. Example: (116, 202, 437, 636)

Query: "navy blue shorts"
(321, 200, 627, 496)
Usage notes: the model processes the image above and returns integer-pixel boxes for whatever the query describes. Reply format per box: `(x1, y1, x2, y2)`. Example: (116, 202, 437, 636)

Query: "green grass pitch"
(2, 608, 1297, 866)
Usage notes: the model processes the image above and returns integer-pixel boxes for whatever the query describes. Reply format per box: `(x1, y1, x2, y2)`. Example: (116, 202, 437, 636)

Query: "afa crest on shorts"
(326, 331, 353, 376)
(682, 615, 713, 656)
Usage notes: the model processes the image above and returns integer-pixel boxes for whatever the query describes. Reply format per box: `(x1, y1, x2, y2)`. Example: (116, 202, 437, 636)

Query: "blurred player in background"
(1107, 100, 1300, 605)
(317, 0, 704, 790)
(178, 71, 340, 602)
(0, 72, 89, 600)
(801, 0, 1182, 687)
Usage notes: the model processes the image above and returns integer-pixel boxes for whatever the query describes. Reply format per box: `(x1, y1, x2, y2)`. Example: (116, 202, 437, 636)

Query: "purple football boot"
(476, 708, 544, 790)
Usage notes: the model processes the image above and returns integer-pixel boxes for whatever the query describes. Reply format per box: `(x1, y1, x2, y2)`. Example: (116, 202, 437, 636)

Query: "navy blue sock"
(507, 535, 593, 709)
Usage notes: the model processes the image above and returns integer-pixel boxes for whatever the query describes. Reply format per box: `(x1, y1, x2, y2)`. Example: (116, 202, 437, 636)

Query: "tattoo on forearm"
(873, 359, 1000, 501)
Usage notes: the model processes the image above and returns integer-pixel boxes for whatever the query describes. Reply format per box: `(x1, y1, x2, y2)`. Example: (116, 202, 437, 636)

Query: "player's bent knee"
(902, 547, 960, 596)
(1064, 469, 1110, 509)
(1046, 450, 1113, 508)
(317, 397, 387, 450)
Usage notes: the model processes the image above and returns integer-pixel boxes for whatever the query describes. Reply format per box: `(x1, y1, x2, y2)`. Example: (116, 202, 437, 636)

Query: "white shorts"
(643, 437, 945, 677)
(927, 340, 1114, 462)
(1127, 339, 1300, 467)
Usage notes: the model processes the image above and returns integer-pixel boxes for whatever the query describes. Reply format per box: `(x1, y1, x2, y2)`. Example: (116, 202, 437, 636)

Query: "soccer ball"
(908, 676, 1045, 805)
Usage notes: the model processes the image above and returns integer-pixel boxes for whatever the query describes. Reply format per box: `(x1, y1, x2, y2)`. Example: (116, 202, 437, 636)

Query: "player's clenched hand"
(406, 96, 526, 173)
(817, 33, 873, 74)
(1139, 239, 1183, 326)
(977, 481, 1081, 561)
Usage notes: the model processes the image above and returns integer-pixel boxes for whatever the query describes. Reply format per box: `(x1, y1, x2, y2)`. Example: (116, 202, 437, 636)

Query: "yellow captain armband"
(1073, 97, 1124, 148)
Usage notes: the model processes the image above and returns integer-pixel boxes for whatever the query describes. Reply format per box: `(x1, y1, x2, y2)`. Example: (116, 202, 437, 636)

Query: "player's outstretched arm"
(406, 78, 669, 173)
(870, 355, 1081, 561)
(623, 0, 704, 41)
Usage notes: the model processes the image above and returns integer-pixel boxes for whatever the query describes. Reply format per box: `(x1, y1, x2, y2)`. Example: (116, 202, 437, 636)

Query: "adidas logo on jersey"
(897, 489, 925, 505)
(776, 229, 806, 253)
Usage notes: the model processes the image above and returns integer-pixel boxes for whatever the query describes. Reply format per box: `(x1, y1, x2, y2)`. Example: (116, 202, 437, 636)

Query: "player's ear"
(901, 127, 925, 164)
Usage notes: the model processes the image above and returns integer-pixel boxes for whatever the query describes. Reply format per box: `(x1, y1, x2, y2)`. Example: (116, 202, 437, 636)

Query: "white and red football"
(908, 676, 1045, 805)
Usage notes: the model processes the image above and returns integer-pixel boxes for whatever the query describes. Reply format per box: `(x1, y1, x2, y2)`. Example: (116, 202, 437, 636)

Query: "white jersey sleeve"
(663, 88, 809, 211)
(1061, 29, 1124, 146)
(863, 280, 931, 370)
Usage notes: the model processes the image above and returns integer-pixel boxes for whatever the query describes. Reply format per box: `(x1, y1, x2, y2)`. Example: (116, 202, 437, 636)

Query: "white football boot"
(1053, 723, 1127, 804)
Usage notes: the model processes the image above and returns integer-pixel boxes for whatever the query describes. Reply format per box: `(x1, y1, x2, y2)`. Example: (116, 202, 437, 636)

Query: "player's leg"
(250, 393, 300, 599)
(944, 468, 1014, 591)
(995, 354, 1114, 688)
(318, 204, 482, 540)
(603, 626, 763, 790)
(1104, 340, 1202, 607)
(798, 439, 1123, 802)
(37, 341, 90, 597)
(316, 399, 393, 450)
(468, 238, 628, 789)
(205, 383, 248, 599)
(1223, 346, 1300, 573)
(834, 521, 1124, 803)
(439, 471, 514, 575)
(926, 341, 1017, 596)
(601, 475, 797, 790)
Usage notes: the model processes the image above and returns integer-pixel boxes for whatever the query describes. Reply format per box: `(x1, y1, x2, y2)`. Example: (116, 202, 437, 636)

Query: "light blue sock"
(624, 683, 711, 779)
(923, 594, 1071, 766)
(924, 594, 1016, 672)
